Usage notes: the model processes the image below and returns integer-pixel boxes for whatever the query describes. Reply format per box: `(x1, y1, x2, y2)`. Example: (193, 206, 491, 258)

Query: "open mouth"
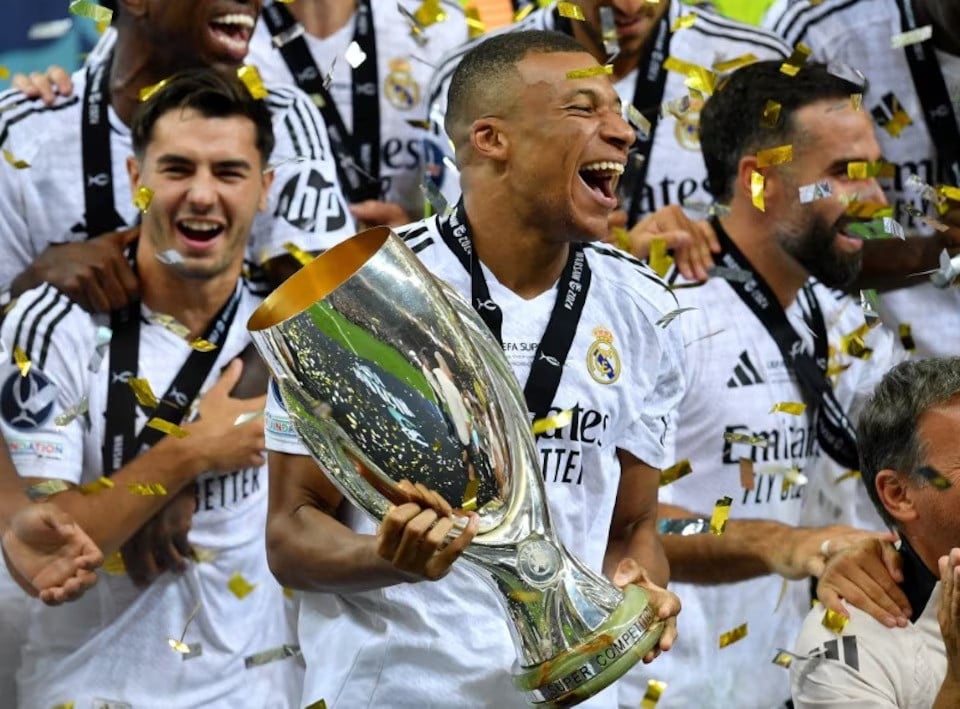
(578, 161, 624, 208)
(208, 13, 255, 61)
(613, 6, 657, 32)
(176, 219, 225, 249)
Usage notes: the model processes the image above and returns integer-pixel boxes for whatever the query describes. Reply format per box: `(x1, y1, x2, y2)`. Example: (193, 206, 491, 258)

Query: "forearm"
(266, 503, 413, 594)
(0, 445, 29, 531)
(659, 503, 789, 583)
(37, 436, 204, 556)
(857, 235, 948, 292)
(605, 519, 669, 586)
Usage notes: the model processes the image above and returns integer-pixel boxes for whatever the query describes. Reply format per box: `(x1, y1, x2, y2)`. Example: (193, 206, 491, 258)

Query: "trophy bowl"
(247, 227, 663, 706)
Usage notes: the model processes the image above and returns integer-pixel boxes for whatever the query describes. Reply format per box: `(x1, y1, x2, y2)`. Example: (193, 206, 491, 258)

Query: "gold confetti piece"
(282, 241, 314, 266)
(834, 469, 861, 485)
(641, 679, 667, 708)
(724, 431, 769, 447)
(751, 170, 765, 212)
(128, 482, 168, 496)
(760, 100, 782, 129)
(461, 477, 479, 511)
(244, 644, 302, 668)
(304, 701, 328, 709)
(464, 6, 485, 39)
(780, 467, 808, 494)
(421, 178, 449, 216)
(188, 337, 217, 352)
(55, 397, 90, 427)
(26, 479, 71, 500)
(513, 4, 535, 21)
(718, 622, 748, 648)
(710, 496, 732, 535)
(780, 43, 812, 76)
(509, 589, 542, 603)
(821, 608, 848, 634)
(557, 2, 585, 20)
(612, 227, 630, 251)
(756, 145, 793, 168)
(0, 66, 9, 80)
(2, 149, 30, 169)
(531, 409, 573, 435)
(190, 546, 218, 564)
(227, 572, 257, 600)
(846, 160, 893, 179)
(13, 345, 30, 377)
(772, 650, 794, 668)
(625, 104, 651, 139)
(739, 458, 755, 490)
(712, 54, 758, 73)
(899, 323, 916, 352)
(151, 313, 191, 339)
(917, 465, 952, 490)
(237, 65, 268, 100)
(770, 402, 806, 415)
(648, 238, 674, 278)
(102, 550, 126, 575)
(413, 0, 447, 26)
(663, 57, 717, 95)
(128, 377, 159, 409)
(850, 93, 863, 111)
(891, 24, 932, 49)
(79, 476, 114, 495)
(940, 185, 960, 203)
(138, 78, 170, 102)
(68, 0, 113, 23)
(659, 459, 692, 487)
(133, 186, 153, 214)
(168, 638, 191, 654)
(671, 14, 695, 31)
(52, 703, 75, 709)
(283, 587, 294, 599)
(843, 200, 892, 219)
(146, 417, 190, 438)
(565, 65, 613, 80)
(840, 324, 873, 359)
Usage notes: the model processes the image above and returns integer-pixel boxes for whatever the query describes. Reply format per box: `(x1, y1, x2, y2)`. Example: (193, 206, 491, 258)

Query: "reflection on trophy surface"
(248, 227, 663, 706)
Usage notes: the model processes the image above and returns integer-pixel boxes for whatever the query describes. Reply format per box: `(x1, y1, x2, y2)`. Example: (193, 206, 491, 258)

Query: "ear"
(470, 117, 509, 163)
(126, 155, 142, 194)
(258, 169, 274, 212)
(735, 154, 787, 211)
(875, 469, 919, 524)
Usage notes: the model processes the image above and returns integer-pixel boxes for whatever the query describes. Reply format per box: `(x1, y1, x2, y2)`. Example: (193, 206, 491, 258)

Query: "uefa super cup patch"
(0, 367, 56, 431)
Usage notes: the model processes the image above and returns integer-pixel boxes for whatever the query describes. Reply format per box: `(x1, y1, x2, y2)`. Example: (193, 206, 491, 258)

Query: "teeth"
(180, 220, 221, 232)
(580, 161, 625, 174)
(212, 13, 255, 28)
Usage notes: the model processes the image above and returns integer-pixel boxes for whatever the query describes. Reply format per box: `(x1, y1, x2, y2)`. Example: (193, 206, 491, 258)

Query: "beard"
(777, 210, 863, 289)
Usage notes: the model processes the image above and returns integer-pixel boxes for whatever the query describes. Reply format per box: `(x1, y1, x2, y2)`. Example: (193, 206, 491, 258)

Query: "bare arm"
(604, 450, 669, 586)
(659, 502, 888, 584)
(265, 451, 477, 593)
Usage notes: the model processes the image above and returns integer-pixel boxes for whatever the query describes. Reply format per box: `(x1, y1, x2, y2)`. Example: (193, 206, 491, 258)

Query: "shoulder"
(1, 285, 96, 370)
(677, 4, 791, 57)
(582, 242, 678, 317)
(398, 215, 444, 255)
(769, 0, 890, 46)
(0, 71, 85, 150)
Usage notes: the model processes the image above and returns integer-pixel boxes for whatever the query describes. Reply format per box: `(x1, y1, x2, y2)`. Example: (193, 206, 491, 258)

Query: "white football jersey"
(791, 539, 945, 708)
(249, 0, 470, 219)
(765, 0, 960, 358)
(264, 215, 686, 708)
(0, 283, 301, 709)
(618, 269, 902, 708)
(0, 66, 354, 294)
(426, 1, 790, 216)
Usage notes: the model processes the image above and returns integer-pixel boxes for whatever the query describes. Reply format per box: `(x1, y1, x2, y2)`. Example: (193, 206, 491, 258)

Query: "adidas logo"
(727, 351, 764, 388)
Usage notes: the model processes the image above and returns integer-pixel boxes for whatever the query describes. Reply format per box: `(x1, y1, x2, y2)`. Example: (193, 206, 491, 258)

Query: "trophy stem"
(513, 585, 662, 707)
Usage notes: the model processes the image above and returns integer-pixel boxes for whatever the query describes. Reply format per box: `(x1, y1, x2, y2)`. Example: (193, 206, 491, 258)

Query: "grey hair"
(857, 357, 960, 526)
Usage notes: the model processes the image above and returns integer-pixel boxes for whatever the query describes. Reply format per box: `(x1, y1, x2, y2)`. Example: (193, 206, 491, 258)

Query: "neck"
(288, 0, 357, 39)
(110, 30, 198, 125)
(462, 190, 569, 299)
(137, 244, 240, 339)
(718, 206, 808, 309)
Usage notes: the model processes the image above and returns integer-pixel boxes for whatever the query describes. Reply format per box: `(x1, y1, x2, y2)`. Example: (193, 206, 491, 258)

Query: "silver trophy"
(248, 228, 662, 706)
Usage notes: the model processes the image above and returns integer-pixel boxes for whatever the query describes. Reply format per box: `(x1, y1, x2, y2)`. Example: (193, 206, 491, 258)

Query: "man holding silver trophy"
(252, 30, 684, 708)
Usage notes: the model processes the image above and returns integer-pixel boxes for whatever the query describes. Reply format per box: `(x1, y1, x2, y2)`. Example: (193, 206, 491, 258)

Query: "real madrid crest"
(587, 326, 620, 385)
(384, 58, 420, 111)
(674, 93, 704, 152)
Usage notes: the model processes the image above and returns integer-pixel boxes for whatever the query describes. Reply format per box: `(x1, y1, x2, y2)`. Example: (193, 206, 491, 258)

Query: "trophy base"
(512, 585, 663, 708)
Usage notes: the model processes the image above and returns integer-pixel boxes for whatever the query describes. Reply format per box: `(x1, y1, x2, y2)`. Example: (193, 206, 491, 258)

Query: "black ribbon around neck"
(712, 219, 860, 471)
(81, 55, 126, 239)
(262, 0, 382, 202)
(436, 200, 592, 425)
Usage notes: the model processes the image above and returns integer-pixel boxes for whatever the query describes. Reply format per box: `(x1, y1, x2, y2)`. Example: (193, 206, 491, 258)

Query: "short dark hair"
(131, 68, 275, 165)
(857, 357, 960, 527)
(445, 29, 586, 139)
(700, 61, 862, 202)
